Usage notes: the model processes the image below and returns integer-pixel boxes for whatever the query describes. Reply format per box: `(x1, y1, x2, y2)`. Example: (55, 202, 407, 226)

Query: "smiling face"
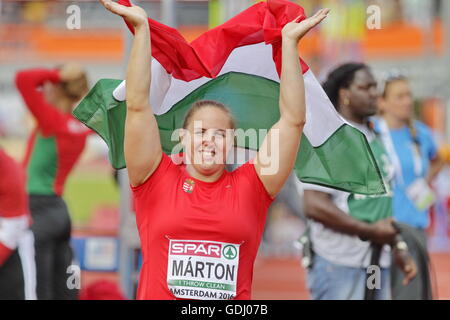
(180, 105, 235, 176)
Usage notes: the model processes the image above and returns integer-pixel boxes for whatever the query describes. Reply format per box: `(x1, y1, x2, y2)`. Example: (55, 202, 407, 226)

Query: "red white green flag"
(74, 0, 385, 195)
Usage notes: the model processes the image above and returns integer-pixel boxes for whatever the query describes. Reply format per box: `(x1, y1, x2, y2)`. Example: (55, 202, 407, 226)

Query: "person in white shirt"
(302, 63, 416, 300)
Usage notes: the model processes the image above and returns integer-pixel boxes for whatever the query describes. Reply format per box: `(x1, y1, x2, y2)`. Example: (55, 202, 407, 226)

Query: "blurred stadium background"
(1, 0, 449, 299)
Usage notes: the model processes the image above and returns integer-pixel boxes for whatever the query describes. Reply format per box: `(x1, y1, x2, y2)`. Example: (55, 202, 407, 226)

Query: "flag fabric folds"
(73, 0, 385, 195)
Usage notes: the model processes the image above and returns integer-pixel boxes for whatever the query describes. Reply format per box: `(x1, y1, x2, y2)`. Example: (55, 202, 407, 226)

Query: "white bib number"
(167, 239, 240, 300)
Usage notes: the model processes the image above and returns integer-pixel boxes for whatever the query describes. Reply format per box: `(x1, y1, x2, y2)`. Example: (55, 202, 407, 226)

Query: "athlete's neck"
(186, 164, 225, 183)
(383, 113, 407, 129)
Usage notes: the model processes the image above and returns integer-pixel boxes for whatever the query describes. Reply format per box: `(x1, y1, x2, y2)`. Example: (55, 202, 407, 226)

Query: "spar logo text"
(170, 241, 222, 258)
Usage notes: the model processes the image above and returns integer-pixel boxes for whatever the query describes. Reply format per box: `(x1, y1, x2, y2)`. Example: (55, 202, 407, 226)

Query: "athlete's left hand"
(281, 8, 330, 43)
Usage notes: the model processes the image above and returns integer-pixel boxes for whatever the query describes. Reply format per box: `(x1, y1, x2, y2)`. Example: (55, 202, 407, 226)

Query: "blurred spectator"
(79, 280, 126, 300)
(0, 148, 35, 300)
(15, 64, 91, 300)
(377, 74, 446, 299)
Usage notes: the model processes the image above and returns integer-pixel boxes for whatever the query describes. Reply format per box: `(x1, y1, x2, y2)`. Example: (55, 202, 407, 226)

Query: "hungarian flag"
(74, 0, 385, 195)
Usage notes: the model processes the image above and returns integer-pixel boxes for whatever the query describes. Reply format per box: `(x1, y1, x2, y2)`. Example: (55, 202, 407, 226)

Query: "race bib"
(167, 239, 240, 300)
(406, 178, 436, 212)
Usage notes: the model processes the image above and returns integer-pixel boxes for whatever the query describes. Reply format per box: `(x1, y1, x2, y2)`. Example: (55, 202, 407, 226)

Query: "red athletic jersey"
(0, 150, 29, 219)
(132, 154, 273, 300)
(0, 149, 30, 265)
(15, 69, 91, 196)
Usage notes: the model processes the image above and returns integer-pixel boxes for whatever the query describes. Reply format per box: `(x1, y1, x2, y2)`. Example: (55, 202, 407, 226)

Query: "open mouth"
(200, 149, 216, 157)
(198, 148, 217, 163)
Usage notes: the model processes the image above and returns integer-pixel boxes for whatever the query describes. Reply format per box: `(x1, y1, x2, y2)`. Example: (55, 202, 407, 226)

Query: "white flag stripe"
(113, 43, 344, 147)
(303, 70, 344, 146)
(113, 43, 278, 112)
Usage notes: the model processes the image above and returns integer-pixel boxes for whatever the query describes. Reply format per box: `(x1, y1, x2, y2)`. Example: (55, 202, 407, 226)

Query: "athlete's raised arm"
(99, 0, 162, 187)
(254, 9, 329, 198)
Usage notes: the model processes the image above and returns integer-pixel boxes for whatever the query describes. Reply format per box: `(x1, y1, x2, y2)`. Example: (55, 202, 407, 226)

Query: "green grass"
(63, 172, 119, 226)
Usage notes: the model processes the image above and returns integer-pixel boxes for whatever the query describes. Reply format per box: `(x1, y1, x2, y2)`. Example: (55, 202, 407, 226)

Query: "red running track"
(80, 253, 450, 299)
(251, 253, 450, 300)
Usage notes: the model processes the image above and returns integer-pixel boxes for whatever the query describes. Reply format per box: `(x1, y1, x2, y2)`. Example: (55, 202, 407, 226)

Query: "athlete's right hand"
(99, 0, 148, 28)
(368, 218, 398, 245)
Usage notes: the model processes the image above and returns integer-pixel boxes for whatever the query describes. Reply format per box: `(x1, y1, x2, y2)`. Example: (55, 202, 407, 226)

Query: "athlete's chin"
(194, 162, 225, 175)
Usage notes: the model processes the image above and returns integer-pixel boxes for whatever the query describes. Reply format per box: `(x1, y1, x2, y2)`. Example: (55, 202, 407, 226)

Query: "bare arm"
(306, 190, 416, 281)
(254, 9, 329, 198)
(15, 69, 64, 134)
(100, 0, 162, 187)
(304, 190, 398, 245)
(304, 190, 374, 237)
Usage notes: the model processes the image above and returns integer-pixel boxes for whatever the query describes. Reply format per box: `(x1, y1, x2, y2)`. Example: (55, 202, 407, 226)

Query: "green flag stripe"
(157, 71, 280, 152)
(297, 125, 386, 195)
(73, 72, 385, 195)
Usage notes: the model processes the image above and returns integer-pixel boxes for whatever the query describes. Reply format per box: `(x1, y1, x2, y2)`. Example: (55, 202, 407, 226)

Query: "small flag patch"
(182, 179, 195, 194)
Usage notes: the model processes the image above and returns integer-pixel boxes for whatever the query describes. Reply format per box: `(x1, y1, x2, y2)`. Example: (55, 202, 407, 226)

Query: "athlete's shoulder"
(231, 160, 273, 202)
(230, 161, 254, 178)
(131, 153, 181, 194)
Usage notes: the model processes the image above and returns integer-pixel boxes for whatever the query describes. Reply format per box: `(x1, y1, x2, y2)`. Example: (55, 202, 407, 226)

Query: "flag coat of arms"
(182, 179, 195, 194)
(74, 0, 385, 195)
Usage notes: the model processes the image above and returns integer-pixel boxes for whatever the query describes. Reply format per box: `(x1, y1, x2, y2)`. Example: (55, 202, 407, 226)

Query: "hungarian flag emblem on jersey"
(73, 0, 386, 195)
(182, 179, 195, 194)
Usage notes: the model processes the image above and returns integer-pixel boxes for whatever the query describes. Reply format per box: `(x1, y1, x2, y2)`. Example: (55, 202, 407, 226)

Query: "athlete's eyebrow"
(196, 128, 227, 133)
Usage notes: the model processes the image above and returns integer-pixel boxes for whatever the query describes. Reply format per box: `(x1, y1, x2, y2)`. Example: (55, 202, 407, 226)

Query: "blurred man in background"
(302, 63, 416, 300)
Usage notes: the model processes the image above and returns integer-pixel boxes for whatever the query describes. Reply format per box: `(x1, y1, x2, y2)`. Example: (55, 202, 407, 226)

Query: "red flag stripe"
(117, 0, 309, 81)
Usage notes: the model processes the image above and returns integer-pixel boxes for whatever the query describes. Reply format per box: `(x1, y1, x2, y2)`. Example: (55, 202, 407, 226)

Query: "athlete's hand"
(393, 248, 417, 285)
(281, 8, 329, 44)
(369, 218, 398, 245)
(99, 0, 148, 28)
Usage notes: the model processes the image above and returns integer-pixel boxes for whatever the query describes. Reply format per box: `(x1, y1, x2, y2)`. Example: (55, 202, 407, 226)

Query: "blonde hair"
(55, 64, 89, 101)
(61, 73, 89, 101)
(182, 100, 236, 130)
